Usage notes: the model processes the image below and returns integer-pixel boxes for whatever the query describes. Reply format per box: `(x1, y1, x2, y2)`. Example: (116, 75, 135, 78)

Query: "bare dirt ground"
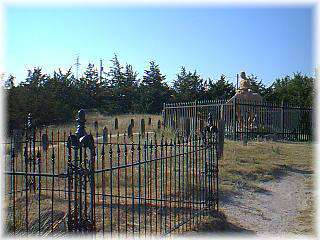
(220, 166, 314, 236)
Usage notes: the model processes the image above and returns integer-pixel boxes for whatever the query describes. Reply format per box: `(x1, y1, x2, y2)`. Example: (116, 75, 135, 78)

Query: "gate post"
(26, 113, 36, 191)
(201, 113, 222, 212)
(67, 109, 96, 232)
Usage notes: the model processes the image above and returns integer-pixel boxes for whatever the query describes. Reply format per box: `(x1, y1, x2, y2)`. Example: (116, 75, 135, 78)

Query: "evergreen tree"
(173, 67, 205, 102)
(106, 55, 139, 113)
(246, 73, 266, 95)
(4, 75, 15, 90)
(76, 63, 100, 109)
(123, 64, 139, 112)
(206, 74, 236, 100)
(264, 72, 314, 107)
(139, 61, 172, 113)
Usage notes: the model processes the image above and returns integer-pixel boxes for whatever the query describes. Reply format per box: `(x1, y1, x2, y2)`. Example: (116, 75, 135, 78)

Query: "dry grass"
(45, 112, 162, 138)
(4, 113, 315, 235)
(219, 140, 313, 195)
(215, 140, 314, 234)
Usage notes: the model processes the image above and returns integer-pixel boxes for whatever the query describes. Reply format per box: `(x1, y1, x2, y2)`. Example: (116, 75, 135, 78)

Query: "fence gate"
(66, 110, 96, 232)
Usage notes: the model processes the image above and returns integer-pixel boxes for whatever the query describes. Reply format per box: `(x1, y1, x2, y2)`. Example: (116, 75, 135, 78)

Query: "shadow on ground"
(265, 164, 313, 181)
(188, 211, 254, 234)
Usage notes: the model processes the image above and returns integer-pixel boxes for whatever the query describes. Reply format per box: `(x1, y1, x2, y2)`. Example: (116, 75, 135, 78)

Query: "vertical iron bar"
(117, 135, 121, 234)
(67, 136, 72, 231)
(37, 148, 41, 234)
(137, 133, 142, 235)
(11, 138, 16, 234)
(51, 130, 55, 234)
(57, 130, 60, 197)
(143, 138, 147, 236)
(131, 141, 135, 235)
(124, 134, 128, 235)
(24, 135, 29, 235)
(109, 140, 113, 235)
(177, 136, 181, 232)
(160, 136, 164, 234)
(154, 134, 158, 234)
(64, 132, 67, 199)
(101, 141, 106, 234)
(169, 139, 173, 233)
(233, 98, 237, 141)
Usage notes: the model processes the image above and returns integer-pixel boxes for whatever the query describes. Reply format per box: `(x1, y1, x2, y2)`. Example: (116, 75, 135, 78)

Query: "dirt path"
(221, 168, 313, 235)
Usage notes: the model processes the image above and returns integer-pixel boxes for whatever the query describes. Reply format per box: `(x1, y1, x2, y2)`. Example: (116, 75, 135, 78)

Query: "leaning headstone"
(148, 117, 152, 126)
(157, 120, 161, 130)
(141, 119, 145, 137)
(114, 118, 118, 130)
(130, 119, 135, 128)
(128, 124, 133, 138)
(102, 126, 108, 144)
(41, 133, 49, 152)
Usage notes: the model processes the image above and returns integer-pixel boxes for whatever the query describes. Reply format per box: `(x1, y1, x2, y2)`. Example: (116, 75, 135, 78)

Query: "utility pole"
(99, 59, 103, 83)
(75, 54, 80, 80)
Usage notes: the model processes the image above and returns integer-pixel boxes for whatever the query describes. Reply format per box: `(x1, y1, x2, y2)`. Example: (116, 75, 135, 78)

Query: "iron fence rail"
(4, 110, 220, 236)
(163, 99, 313, 142)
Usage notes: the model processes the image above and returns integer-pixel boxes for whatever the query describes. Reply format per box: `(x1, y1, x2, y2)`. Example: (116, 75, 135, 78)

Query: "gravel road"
(221, 168, 314, 235)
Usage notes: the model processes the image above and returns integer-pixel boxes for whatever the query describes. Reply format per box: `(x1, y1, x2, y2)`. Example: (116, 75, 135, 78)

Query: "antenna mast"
(100, 59, 103, 83)
(75, 54, 80, 80)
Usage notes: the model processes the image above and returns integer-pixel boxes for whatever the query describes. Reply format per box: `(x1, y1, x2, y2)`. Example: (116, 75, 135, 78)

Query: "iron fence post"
(163, 103, 167, 129)
(281, 100, 285, 140)
(195, 100, 198, 134)
(233, 98, 237, 141)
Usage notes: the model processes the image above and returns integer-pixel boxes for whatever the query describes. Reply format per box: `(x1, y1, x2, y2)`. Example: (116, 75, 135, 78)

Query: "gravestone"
(128, 124, 133, 138)
(242, 134, 248, 146)
(102, 126, 108, 144)
(13, 129, 23, 153)
(94, 120, 98, 131)
(41, 133, 49, 152)
(114, 118, 118, 130)
(141, 119, 145, 137)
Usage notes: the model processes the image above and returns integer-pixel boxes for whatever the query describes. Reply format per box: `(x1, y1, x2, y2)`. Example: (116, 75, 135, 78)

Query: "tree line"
(4, 54, 314, 130)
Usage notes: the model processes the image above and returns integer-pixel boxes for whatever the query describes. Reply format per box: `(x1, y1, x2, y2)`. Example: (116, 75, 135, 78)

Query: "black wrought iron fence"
(4, 110, 222, 236)
(163, 99, 313, 142)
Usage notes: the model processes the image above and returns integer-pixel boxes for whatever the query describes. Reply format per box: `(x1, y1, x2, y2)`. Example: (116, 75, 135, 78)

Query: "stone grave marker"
(114, 118, 118, 130)
(128, 124, 133, 138)
(41, 133, 49, 152)
(103, 126, 108, 144)
(141, 119, 145, 137)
